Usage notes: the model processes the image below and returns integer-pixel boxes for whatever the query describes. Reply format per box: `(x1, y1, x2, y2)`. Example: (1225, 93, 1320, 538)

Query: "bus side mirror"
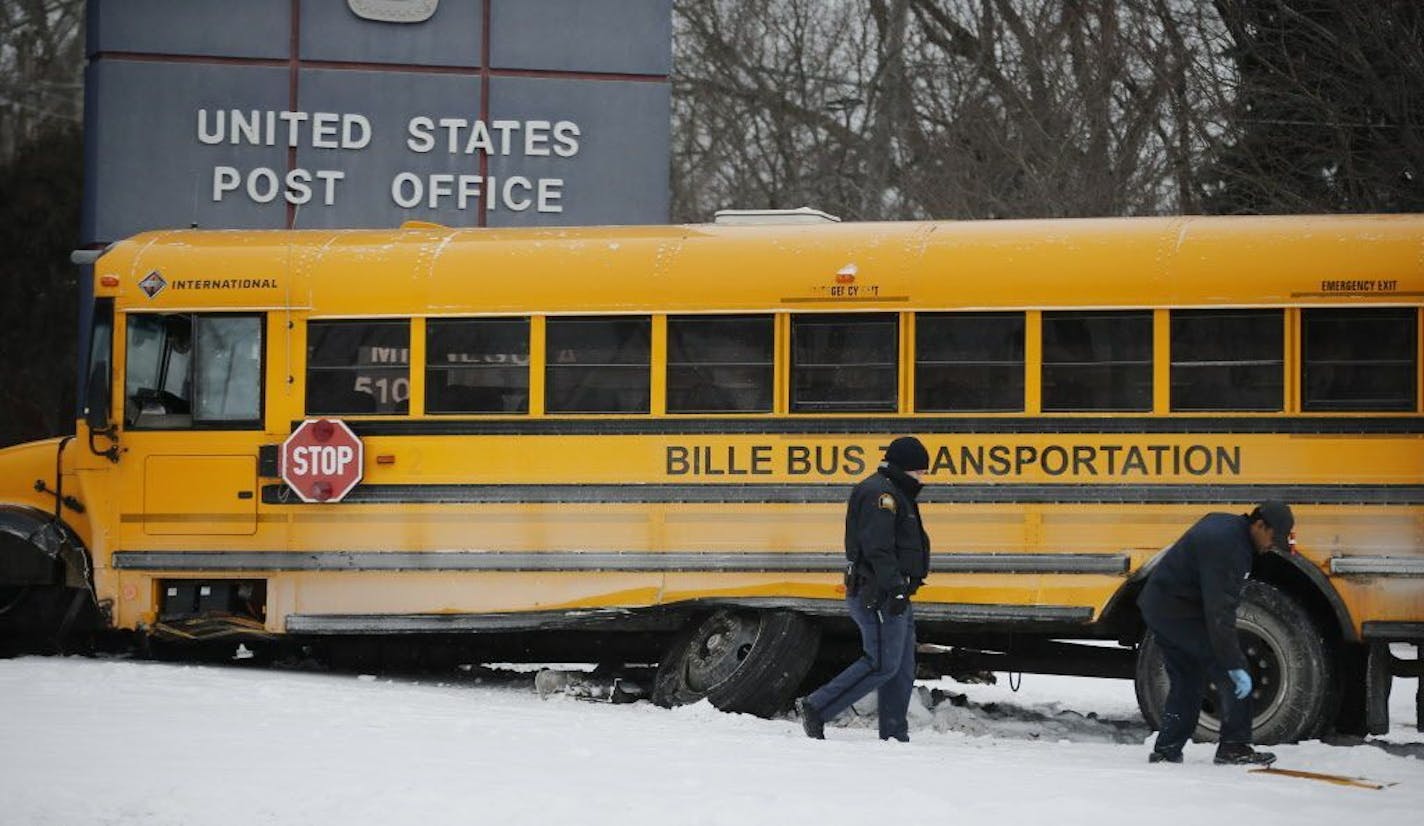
(85, 363, 120, 462)
(84, 363, 111, 431)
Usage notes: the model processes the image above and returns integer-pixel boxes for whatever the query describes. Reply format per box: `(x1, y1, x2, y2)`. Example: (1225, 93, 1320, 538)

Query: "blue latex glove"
(1228, 668, 1252, 699)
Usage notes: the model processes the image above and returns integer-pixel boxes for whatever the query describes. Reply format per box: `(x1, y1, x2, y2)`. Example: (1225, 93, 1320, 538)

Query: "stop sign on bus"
(280, 418, 364, 503)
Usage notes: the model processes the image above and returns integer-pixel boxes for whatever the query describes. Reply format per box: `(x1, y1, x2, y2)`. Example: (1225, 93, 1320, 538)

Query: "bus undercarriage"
(4, 545, 1420, 745)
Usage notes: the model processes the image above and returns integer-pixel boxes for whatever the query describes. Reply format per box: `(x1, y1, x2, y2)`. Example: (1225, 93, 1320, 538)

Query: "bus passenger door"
(120, 313, 265, 537)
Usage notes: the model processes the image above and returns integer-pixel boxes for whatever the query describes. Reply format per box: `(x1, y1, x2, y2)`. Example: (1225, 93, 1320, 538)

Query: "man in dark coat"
(1138, 500, 1295, 765)
(796, 436, 932, 742)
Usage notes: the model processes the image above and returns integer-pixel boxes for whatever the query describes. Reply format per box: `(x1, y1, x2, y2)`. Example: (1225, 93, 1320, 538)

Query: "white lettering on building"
(198, 109, 583, 215)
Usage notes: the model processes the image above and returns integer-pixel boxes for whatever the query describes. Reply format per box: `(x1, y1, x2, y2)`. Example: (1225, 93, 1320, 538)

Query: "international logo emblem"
(138, 270, 167, 299)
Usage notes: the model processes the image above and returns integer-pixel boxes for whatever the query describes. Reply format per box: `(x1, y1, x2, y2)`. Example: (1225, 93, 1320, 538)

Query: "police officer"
(796, 436, 931, 742)
(1139, 500, 1295, 765)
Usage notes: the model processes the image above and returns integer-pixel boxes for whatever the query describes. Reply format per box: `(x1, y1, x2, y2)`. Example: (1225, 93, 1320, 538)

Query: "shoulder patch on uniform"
(878, 493, 897, 513)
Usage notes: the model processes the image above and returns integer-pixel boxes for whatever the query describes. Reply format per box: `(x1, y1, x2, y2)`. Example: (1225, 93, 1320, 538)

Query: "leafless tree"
(1203, 0, 1424, 213)
(0, 0, 84, 163)
(672, 1, 879, 220)
(0, 122, 80, 447)
(674, 0, 1423, 220)
(673, 0, 1236, 221)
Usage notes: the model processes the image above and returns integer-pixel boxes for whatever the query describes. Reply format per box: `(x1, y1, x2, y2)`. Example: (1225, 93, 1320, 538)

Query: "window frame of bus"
(666, 314, 774, 414)
(1041, 310, 1153, 413)
(425, 317, 531, 415)
(122, 311, 266, 430)
(83, 298, 115, 431)
(790, 313, 899, 413)
(1301, 307, 1418, 412)
(305, 319, 411, 416)
(545, 315, 652, 414)
(1169, 309, 1284, 412)
(915, 312, 1025, 412)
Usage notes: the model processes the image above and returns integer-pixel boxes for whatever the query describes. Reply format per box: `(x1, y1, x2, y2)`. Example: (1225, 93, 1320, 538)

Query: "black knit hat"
(884, 436, 930, 472)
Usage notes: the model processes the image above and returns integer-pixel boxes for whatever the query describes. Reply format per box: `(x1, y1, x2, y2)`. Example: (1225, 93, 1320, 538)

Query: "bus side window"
(124, 313, 261, 429)
(1170, 309, 1283, 411)
(916, 312, 1024, 412)
(667, 315, 773, 414)
(427, 317, 530, 414)
(791, 313, 898, 413)
(306, 320, 410, 416)
(546, 316, 651, 414)
(1302, 308, 1417, 411)
(1042, 311, 1152, 412)
(193, 315, 264, 426)
(124, 313, 193, 429)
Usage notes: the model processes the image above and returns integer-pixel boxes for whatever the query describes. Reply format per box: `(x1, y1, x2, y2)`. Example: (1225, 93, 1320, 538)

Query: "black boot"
(1214, 743, 1276, 765)
(1148, 750, 1183, 764)
(796, 697, 825, 740)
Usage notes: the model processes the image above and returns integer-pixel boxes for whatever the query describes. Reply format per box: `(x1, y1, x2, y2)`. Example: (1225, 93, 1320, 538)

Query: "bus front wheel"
(652, 609, 819, 718)
(1134, 580, 1333, 745)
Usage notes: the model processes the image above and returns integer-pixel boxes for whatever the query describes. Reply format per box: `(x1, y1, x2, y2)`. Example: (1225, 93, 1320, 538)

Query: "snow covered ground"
(2, 655, 1420, 826)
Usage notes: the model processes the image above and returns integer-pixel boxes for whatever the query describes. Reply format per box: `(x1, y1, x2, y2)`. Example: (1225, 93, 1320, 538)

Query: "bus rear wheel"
(652, 609, 819, 718)
(1135, 580, 1333, 745)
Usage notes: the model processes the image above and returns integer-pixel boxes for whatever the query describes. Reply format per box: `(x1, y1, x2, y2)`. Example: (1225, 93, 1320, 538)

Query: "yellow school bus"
(1, 213, 1420, 741)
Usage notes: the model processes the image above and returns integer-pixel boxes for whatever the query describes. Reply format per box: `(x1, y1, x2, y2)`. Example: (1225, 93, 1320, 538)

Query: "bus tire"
(0, 585, 98, 656)
(652, 609, 820, 718)
(1135, 580, 1332, 745)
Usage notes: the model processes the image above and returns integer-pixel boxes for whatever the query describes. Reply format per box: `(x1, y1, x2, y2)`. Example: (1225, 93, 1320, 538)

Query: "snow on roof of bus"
(98, 214, 1424, 317)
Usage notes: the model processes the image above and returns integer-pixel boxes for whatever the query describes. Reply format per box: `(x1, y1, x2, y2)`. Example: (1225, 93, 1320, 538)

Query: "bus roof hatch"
(712, 207, 840, 225)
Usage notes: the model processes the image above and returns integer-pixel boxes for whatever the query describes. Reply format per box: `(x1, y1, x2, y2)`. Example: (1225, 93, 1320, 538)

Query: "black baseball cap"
(1253, 500, 1295, 551)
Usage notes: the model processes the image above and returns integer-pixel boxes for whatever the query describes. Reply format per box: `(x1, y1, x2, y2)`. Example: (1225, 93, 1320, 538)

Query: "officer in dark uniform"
(1139, 500, 1295, 765)
(796, 436, 931, 742)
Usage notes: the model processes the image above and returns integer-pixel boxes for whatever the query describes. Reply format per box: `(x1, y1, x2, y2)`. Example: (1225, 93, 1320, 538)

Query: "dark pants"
(1148, 614, 1252, 756)
(806, 594, 917, 741)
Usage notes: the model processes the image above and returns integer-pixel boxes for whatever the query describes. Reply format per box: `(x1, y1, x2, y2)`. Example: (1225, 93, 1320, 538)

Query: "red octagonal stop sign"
(281, 418, 364, 503)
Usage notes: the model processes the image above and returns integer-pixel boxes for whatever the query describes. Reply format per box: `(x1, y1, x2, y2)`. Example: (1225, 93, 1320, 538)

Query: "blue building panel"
(486, 76, 670, 228)
(82, 60, 291, 242)
(87, 0, 291, 60)
(295, 68, 483, 228)
(490, 0, 672, 75)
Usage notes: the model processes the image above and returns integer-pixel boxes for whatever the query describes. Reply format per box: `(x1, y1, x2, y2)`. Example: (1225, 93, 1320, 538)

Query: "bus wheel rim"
(1199, 623, 1285, 733)
(682, 612, 760, 693)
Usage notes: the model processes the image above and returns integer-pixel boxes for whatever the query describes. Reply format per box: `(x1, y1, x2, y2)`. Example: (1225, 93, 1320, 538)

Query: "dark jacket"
(844, 465, 931, 604)
(1137, 512, 1254, 671)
